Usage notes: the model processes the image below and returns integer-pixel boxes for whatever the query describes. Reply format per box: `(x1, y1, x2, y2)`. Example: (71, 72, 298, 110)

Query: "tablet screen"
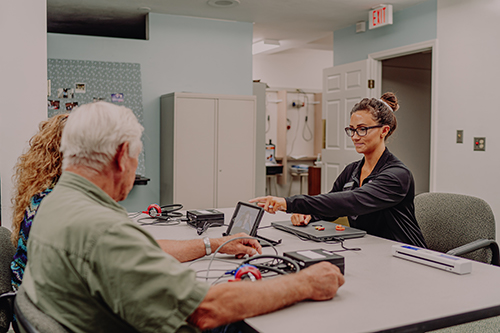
(225, 202, 264, 236)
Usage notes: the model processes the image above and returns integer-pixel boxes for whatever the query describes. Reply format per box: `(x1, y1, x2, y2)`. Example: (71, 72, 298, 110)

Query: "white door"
(217, 98, 256, 208)
(321, 60, 370, 193)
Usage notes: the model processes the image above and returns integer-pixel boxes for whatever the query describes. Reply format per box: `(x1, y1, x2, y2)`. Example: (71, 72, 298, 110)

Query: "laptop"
(224, 202, 281, 246)
(271, 220, 366, 242)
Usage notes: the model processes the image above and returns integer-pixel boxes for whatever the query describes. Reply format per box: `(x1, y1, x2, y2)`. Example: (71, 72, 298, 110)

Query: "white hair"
(60, 102, 144, 172)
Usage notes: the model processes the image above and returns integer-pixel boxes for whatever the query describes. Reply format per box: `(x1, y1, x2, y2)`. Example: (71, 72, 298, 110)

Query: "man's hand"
(291, 214, 311, 226)
(213, 233, 262, 258)
(298, 262, 345, 301)
(189, 260, 344, 330)
(249, 196, 287, 214)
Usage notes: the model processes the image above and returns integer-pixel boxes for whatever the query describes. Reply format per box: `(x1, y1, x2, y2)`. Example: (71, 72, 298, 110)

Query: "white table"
(136, 207, 500, 333)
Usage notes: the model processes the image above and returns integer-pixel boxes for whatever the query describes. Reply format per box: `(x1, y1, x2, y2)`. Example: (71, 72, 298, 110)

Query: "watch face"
(149, 208, 158, 217)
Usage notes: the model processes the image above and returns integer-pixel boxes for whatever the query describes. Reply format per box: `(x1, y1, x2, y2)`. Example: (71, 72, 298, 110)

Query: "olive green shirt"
(21, 172, 209, 333)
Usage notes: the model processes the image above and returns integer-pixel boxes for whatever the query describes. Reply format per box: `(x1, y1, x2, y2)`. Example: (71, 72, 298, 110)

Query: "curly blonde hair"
(10, 113, 68, 245)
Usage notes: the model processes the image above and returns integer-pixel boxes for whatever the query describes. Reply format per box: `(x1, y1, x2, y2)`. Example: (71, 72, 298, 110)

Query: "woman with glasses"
(250, 92, 426, 248)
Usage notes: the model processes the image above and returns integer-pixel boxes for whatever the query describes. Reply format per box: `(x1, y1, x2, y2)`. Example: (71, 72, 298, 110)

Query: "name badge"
(343, 181, 354, 189)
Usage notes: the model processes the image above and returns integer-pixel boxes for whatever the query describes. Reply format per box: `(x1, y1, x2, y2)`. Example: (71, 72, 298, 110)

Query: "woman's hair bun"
(380, 92, 399, 112)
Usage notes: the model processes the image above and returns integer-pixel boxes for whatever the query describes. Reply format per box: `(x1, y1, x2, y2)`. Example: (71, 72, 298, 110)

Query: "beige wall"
(0, 1, 47, 228)
(253, 48, 333, 91)
(436, 0, 500, 240)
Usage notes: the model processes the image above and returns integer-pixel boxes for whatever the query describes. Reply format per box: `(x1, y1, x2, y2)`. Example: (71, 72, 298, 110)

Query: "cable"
(328, 237, 362, 252)
(287, 105, 301, 156)
(187, 221, 227, 236)
(302, 115, 313, 142)
(137, 216, 182, 226)
(265, 114, 270, 133)
(257, 225, 273, 230)
(301, 94, 313, 142)
(242, 255, 301, 274)
(190, 258, 241, 285)
(158, 204, 183, 218)
(128, 212, 142, 219)
(204, 236, 279, 282)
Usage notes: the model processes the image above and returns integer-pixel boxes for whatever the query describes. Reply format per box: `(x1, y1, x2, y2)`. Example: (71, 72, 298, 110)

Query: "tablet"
(224, 201, 264, 237)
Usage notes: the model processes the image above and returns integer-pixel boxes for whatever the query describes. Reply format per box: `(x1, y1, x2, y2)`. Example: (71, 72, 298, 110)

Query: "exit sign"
(369, 5, 393, 29)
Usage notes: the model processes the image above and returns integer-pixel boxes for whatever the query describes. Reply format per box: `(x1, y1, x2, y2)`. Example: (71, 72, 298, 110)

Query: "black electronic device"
(186, 209, 225, 230)
(283, 249, 345, 274)
(224, 202, 281, 247)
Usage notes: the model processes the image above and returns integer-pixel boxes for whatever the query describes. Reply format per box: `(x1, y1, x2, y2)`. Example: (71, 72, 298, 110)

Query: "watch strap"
(203, 237, 212, 256)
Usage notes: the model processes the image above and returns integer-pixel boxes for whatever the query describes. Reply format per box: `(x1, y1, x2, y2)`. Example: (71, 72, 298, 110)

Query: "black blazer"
(285, 148, 427, 248)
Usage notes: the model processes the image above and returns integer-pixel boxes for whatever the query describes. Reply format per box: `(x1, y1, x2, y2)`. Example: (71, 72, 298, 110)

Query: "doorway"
(321, 41, 436, 194)
(381, 51, 432, 194)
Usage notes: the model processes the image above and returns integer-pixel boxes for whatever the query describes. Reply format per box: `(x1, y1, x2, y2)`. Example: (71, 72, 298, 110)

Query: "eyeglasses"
(344, 125, 384, 137)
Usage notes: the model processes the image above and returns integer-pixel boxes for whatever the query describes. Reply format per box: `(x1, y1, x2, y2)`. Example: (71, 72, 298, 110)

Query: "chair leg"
(273, 176, 278, 196)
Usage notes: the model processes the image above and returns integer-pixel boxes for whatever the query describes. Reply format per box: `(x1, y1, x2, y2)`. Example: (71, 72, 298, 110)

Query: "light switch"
(456, 130, 463, 144)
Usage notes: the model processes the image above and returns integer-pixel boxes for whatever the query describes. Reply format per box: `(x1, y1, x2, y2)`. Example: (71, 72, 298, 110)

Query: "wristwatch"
(203, 237, 212, 256)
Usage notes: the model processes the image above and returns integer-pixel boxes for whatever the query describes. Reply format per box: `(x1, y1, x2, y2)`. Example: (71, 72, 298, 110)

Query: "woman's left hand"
(291, 214, 311, 226)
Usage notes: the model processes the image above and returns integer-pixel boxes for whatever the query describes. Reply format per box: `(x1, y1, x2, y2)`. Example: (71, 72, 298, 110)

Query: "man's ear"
(115, 142, 130, 172)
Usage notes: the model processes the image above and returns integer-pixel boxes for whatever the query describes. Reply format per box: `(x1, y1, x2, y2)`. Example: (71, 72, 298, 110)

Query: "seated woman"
(251, 92, 426, 248)
(10, 113, 68, 291)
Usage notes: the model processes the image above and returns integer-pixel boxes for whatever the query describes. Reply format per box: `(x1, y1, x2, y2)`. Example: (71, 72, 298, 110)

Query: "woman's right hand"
(249, 196, 286, 214)
(291, 214, 311, 226)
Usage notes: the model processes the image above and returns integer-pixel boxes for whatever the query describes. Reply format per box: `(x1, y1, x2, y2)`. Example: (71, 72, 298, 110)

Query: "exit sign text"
(369, 5, 393, 29)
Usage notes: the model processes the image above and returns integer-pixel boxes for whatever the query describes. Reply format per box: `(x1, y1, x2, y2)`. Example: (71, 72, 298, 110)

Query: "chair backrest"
(0, 226, 16, 333)
(14, 288, 69, 333)
(415, 192, 496, 263)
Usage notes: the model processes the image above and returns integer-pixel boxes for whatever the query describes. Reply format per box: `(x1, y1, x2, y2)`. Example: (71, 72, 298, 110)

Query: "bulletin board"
(47, 59, 145, 176)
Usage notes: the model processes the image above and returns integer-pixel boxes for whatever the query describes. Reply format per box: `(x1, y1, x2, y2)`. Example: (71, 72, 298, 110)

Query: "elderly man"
(20, 102, 344, 333)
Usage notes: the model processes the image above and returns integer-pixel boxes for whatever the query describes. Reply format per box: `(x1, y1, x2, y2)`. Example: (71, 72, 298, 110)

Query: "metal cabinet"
(160, 92, 256, 209)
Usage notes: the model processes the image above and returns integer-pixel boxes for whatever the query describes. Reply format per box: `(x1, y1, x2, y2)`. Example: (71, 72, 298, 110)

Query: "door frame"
(367, 40, 438, 192)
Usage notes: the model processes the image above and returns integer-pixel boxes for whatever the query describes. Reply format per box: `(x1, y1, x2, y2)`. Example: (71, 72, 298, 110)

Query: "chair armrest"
(446, 239, 500, 266)
(0, 292, 16, 300)
(0, 291, 16, 333)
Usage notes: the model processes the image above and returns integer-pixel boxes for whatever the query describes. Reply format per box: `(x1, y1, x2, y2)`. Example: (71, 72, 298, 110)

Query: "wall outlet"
(474, 137, 486, 151)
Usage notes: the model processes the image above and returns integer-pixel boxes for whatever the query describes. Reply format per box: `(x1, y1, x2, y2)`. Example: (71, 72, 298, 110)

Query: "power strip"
(392, 244, 472, 275)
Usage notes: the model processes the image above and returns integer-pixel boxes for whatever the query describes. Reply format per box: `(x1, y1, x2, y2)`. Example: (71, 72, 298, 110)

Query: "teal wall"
(48, 13, 253, 212)
(333, 0, 437, 66)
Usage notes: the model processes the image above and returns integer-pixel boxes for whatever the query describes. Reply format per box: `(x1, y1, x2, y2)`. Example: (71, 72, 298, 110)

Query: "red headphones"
(230, 264, 262, 282)
(143, 204, 162, 218)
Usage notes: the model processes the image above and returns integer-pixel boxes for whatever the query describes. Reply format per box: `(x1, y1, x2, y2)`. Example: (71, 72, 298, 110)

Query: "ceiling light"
(252, 39, 280, 55)
(207, 0, 240, 8)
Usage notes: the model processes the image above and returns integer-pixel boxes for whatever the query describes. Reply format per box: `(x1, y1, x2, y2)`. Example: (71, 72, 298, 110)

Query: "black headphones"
(143, 203, 183, 219)
(227, 255, 301, 283)
(240, 255, 301, 276)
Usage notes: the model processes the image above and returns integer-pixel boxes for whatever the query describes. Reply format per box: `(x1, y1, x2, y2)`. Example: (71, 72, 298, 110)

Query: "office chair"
(416, 193, 500, 332)
(14, 288, 69, 333)
(415, 192, 499, 266)
(0, 226, 16, 333)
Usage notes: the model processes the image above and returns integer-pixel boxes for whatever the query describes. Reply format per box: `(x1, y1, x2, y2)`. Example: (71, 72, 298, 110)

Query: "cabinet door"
(175, 97, 217, 209)
(217, 99, 256, 208)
